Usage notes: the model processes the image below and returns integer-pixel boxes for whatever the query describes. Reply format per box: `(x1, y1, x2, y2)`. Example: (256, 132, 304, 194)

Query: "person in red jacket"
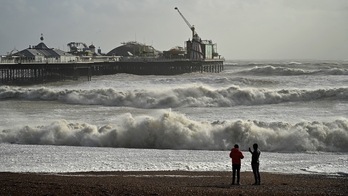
(229, 144, 244, 185)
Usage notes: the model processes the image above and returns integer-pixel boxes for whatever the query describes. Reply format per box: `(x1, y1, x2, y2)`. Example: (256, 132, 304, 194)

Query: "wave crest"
(1, 86, 347, 108)
(1, 111, 347, 152)
(0, 86, 348, 108)
(239, 65, 348, 76)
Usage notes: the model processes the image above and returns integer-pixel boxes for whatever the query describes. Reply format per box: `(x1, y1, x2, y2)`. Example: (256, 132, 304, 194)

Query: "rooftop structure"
(1, 34, 76, 64)
(107, 41, 161, 57)
(67, 42, 103, 56)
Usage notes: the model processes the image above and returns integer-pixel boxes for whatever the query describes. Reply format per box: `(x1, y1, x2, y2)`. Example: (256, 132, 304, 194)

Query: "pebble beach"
(1, 171, 347, 196)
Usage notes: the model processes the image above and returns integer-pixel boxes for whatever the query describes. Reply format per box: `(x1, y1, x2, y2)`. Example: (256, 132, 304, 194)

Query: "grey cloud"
(1, 0, 347, 60)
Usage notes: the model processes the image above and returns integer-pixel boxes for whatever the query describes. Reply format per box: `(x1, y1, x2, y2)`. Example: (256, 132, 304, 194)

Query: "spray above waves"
(0, 85, 347, 108)
(237, 65, 348, 76)
(1, 111, 347, 152)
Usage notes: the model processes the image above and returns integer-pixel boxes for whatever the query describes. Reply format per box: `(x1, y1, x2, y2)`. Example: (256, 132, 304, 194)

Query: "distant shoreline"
(1, 171, 347, 195)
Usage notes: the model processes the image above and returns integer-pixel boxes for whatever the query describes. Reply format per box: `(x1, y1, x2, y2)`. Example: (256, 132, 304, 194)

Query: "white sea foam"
(238, 65, 348, 76)
(1, 111, 347, 152)
(1, 85, 347, 108)
(0, 143, 347, 175)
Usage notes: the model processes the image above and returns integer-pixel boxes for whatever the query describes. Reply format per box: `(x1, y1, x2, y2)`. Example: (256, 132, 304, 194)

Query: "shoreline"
(1, 171, 347, 195)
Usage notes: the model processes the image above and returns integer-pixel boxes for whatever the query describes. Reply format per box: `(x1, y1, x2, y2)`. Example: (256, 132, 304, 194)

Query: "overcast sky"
(1, 0, 347, 60)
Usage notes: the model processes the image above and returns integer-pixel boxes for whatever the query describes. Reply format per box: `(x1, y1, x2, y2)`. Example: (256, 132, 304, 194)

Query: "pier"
(0, 60, 223, 85)
(0, 7, 226, 85)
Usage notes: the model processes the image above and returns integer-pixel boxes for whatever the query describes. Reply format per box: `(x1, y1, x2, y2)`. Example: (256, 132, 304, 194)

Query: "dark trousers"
(251, 163, 261, 184)
(232, 164, 241, 184)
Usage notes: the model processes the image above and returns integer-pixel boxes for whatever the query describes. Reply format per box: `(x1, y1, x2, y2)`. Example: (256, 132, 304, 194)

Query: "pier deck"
(0, 60, 223, 85)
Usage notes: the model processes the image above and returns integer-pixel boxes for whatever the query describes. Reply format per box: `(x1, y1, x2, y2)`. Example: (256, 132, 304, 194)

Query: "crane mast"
(174, 7, 221, 60)
(174, 7, 196, 40)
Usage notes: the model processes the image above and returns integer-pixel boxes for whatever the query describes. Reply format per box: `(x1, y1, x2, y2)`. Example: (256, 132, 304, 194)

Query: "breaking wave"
(239, 65, 348, 76)
(1, 111, 347, 152)
(0, 86, 347, 108)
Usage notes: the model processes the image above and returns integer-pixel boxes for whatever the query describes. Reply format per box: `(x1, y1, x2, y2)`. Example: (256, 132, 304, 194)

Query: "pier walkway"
(0, 60, 223, 85)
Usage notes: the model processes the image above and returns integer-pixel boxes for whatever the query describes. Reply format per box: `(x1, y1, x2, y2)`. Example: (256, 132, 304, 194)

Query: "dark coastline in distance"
(1, 171, 347, 195)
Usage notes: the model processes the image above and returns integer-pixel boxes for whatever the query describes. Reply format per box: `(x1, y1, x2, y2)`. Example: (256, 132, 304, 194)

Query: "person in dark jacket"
(229, 144, 244, 185)
(249, 143, 261, 185)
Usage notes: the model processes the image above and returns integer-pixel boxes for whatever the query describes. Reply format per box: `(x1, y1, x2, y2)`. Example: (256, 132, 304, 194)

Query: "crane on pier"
(174, 7, 198, 40)
(174, 7, 204, 60)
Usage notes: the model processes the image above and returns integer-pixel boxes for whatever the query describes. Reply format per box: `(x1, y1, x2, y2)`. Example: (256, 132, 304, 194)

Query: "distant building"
(1, 34, 76, 64)
(67, 42, 104, 56)
(107, 41, 161, 57)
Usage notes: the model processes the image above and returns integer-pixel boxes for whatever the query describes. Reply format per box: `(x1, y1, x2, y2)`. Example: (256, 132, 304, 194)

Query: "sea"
(0, 60, 347, 176)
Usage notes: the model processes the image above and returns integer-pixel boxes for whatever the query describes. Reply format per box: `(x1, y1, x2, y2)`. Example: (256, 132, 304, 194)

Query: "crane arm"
(175, 7, 192, 29)
(174, 7, 196, 37)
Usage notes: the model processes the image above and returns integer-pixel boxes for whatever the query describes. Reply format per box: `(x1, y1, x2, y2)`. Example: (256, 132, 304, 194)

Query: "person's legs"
(232, 164, 236, 185)
(255, 163, 261, 184)
(252, 163, 258, 184)
(252, 163, 261, 185)
(236, 165, 241, 184)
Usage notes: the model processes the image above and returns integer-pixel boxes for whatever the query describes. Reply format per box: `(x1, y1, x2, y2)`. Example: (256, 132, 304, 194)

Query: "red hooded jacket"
(230, 147, 244, 165)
